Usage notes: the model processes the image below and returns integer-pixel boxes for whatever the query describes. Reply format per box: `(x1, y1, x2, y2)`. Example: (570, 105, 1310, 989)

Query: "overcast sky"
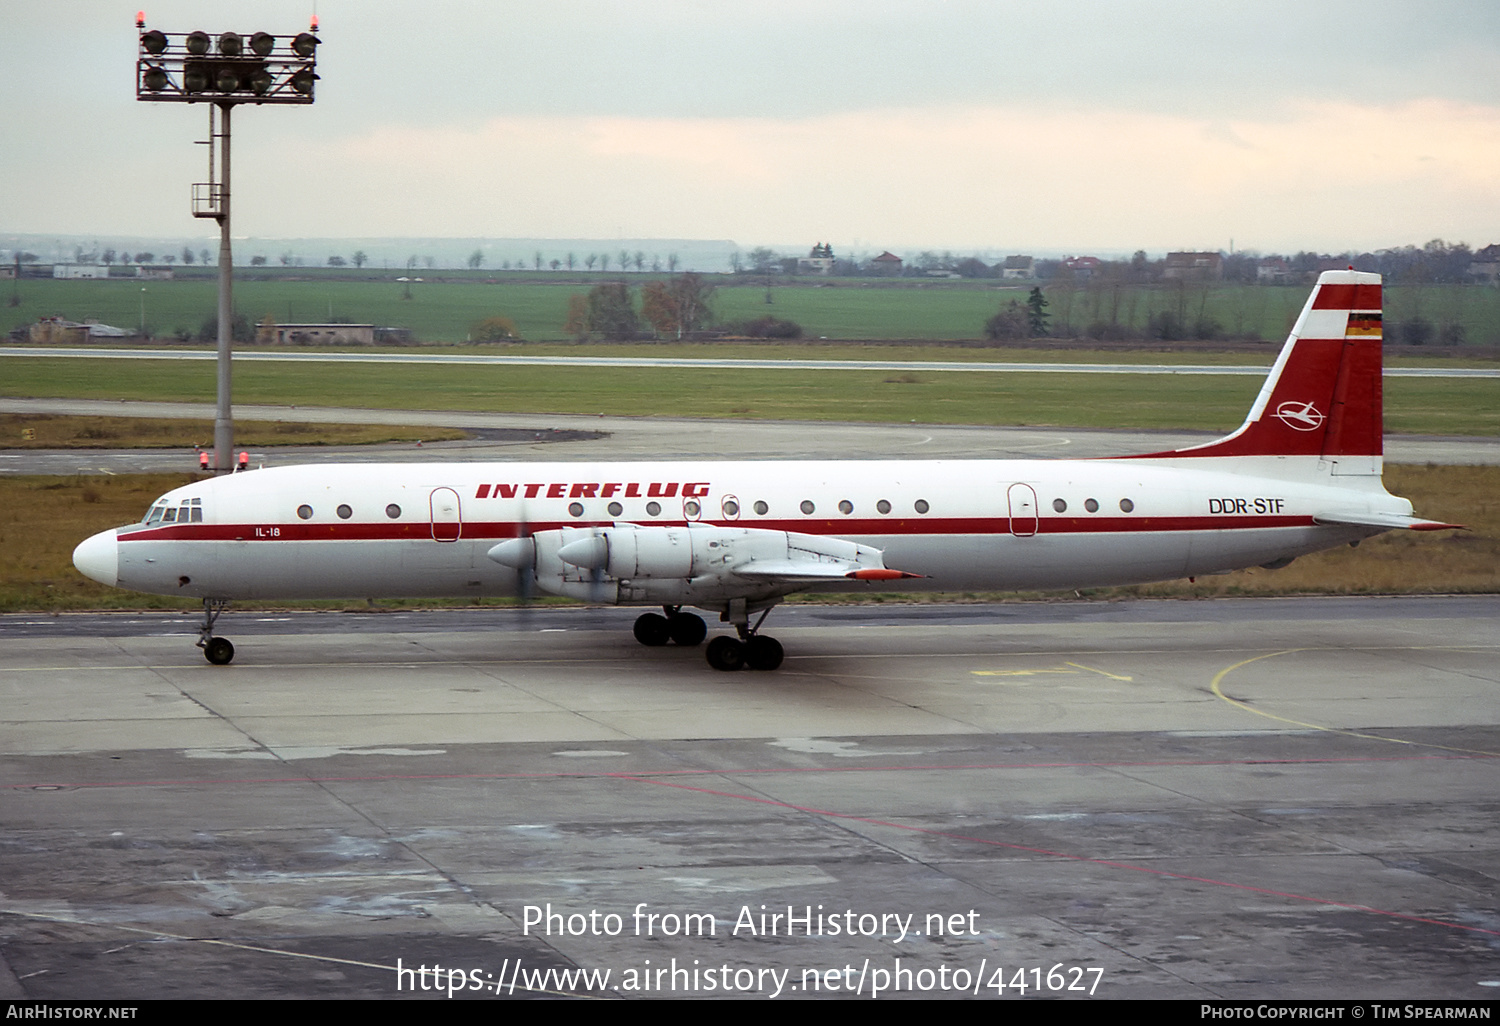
(3, 0, 1497, 256)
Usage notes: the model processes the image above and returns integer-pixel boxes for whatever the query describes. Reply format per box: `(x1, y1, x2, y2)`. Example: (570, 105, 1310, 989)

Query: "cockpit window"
(144, 496, 203, 525)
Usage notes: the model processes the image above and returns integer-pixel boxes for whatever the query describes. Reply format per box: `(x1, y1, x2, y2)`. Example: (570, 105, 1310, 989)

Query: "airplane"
(72, 270, 1458, 671)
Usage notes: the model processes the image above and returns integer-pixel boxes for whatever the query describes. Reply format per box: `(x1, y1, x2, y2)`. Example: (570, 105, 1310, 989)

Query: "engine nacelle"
(488, 523, 898, 606)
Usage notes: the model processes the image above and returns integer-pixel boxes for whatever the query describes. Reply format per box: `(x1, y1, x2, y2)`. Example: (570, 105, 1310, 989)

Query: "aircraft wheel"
(744, 635, 784, 671)
(705, 636, 745, 672)
(667, 612, 707, 647)
(204, 637, 235, 666)
(633, 612, 671, 646)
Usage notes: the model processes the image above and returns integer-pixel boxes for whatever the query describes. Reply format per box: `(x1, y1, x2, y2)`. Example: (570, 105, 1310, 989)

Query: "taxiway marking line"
(4, 752, 1489, 791)
(1209, 649, 1500, 757)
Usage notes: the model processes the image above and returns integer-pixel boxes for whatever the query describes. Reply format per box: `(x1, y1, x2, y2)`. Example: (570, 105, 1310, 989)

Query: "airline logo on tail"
(1273, 400, 1326, 432)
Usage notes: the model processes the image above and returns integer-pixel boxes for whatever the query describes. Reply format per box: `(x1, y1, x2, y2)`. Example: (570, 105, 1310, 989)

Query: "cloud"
(263, 99, 1500, 252)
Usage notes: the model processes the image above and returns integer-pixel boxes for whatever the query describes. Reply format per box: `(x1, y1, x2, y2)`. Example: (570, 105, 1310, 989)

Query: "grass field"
(0, 414, 466, 449)
(5, 465, 1493, 613)
(4, 355, 1498, 436)
(8, 275, 1500, 344)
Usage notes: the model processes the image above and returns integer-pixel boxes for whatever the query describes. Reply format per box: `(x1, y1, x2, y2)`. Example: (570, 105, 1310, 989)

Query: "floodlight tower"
(135, 12, 319, 472)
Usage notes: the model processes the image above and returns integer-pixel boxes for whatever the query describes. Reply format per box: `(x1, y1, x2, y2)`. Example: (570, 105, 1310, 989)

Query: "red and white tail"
(1133, 269, 1383, 467)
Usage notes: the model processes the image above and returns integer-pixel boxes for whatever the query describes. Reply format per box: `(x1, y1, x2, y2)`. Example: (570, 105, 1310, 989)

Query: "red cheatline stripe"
(118, 514, 1319, 544)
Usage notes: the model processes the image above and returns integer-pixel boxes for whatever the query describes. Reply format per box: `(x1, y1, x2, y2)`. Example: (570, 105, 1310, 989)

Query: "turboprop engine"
(486, 523, 914, 607)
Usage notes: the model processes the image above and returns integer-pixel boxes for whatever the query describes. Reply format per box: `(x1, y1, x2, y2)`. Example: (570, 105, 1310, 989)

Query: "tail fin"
(1133, 270, 1383, 470)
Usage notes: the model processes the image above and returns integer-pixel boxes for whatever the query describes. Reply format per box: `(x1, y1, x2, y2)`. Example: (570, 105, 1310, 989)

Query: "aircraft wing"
(729, 560, 924, 583)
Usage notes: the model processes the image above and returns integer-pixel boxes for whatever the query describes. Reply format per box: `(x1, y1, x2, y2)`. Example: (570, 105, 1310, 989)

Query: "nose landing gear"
(197, 599, 235, 665)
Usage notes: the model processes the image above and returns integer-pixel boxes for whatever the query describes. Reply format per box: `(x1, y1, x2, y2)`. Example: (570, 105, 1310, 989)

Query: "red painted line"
(5, 751, 1489, 791)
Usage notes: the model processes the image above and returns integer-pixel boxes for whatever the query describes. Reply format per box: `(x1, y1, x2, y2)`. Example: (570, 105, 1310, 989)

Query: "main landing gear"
(705, 602, 784, 673)
(198, 599, 235, 665)
(633, 606, 708, 647)
(630, 604, 784, 671)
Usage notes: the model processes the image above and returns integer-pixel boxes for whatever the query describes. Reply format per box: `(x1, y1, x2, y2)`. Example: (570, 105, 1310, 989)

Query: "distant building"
(868, 251, 903, 276)
(1001, 255, 1035, 280)
(1256, 257, 1292, 284)
(1470, 244, 1500, 283)
(1063, 256, 1103, 281)
(52, 264, 107, 279)
(135, 265, 174, 280)
(1163, 252, 1223, 281)
(797, 242, 836, 275)
(28, 317, 132, 343)
(260, 322, 377, 346)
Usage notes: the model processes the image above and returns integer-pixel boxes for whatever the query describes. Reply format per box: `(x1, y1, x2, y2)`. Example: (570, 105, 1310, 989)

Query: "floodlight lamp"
(185, 30, 210, 55)
(291, 32, 318, 57)
(218, 32, 241, 56)
(141, 29, 167, 54)
(183, 65, 209, 92)
(249, 31, 274, 56)
(249, 68, 273, 94)
(214, 68, 240, 92)
(142, 65, 169, 91)
(289, 69, 317, 94)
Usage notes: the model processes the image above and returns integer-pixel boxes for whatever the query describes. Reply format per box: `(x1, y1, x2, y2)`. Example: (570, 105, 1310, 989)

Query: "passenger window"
(838, 500, 853, 515)
(914, 499, 930, 514)
(646, 501, 662, 516)
(800, 500, 815, 515)
(876, 499, 891, 514)
(754, 500, 769, 515)
(1084, 498, 1099, 513)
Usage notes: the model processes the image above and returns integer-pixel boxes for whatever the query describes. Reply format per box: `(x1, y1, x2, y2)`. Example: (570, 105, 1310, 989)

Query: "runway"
(2, 596, 1497, 999)
(5, 398, 1500, 472)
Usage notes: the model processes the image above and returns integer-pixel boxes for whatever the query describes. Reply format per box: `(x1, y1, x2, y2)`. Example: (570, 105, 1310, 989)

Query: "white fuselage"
(83, 455, 1401, 606)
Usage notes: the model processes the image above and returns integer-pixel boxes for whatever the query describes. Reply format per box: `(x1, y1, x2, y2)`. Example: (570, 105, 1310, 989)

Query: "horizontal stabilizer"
(1313, 511, 1464, 531)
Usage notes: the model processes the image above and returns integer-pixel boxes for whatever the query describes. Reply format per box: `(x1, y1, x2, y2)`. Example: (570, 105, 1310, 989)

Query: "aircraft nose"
(73, 529, 119, 587)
